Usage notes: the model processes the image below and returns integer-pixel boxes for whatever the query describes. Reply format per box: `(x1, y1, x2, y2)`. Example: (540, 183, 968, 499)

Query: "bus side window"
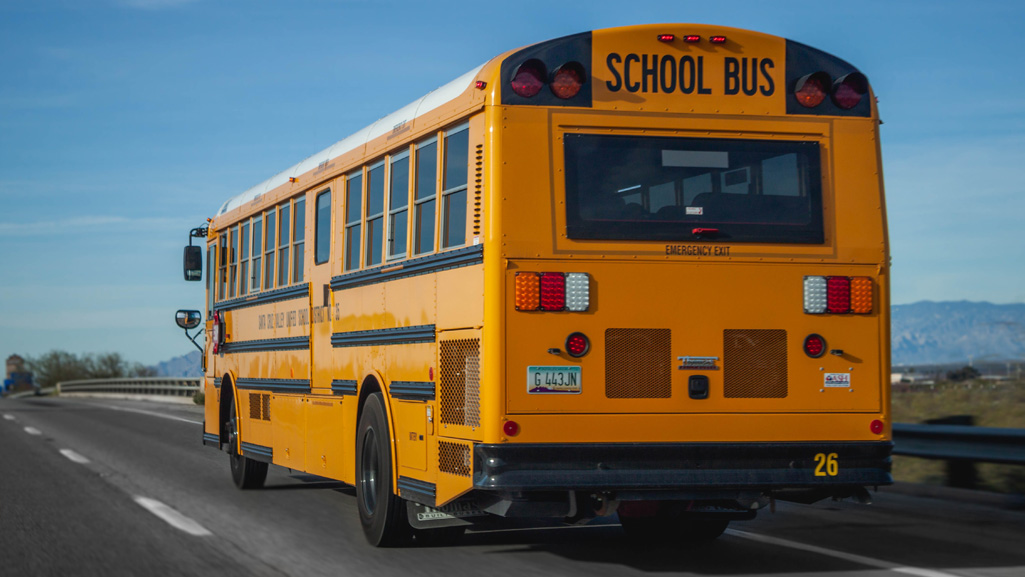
(278, 202, 291, 286)
(413, 138, 437, 256)
(366, 162, 385, 267)
(388, 152, 410, 260)
(217, 235, 227, 301)
(251, 215, 263, 292)
(315, 190, 330, 265)
(441, 127, 468, 248)
(293, 196, 306, 279)
(264, 209, 276, 290)
(345, 172, 363, 271)
(240, 220, 250, 297)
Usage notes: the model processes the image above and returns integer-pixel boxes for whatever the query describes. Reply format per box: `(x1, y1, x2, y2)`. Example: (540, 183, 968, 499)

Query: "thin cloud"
(116, 0, 201, 9)
(0, 215, 195, 236)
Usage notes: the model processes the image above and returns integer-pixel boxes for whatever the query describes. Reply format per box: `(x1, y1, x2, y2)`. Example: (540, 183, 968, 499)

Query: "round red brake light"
(550, 62, 585, 99)
(511, 59, 546, 98)
(832, 72, 868, 110)
(566, 332, 590, 358)
(870, 419, 885, 435)
(794, 72, 830, 108)
(803, 334, 826, 358)
(503, 420, 520, 437)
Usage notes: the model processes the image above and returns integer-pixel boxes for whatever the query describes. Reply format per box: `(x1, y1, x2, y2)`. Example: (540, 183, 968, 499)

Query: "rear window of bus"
(564, 134, 824, 244)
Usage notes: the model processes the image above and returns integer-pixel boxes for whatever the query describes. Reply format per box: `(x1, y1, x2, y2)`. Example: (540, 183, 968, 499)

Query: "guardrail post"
(924, 415, 978, 489)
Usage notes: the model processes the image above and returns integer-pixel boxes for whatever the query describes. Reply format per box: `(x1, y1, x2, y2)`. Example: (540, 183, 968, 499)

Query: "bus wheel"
(619, 512, 729, 542)
(227, 399, 268, 490)
(356, 393, 413, 546)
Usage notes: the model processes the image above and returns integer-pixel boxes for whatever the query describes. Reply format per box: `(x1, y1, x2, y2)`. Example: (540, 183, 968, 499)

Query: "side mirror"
(184, 245, 202, 281)
(175, 309, 203, 330)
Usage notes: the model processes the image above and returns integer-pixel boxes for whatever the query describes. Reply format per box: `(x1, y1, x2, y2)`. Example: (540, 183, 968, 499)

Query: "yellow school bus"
(178, 24, 892, 546)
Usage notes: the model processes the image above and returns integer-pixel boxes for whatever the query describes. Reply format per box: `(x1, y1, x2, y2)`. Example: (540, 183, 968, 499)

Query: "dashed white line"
(24, 426, 42, 435)
(727, 529, 962, 577)
(133, 496, 212, 537)
(59, 449, 90, 464)
(3, 414, 15, 421)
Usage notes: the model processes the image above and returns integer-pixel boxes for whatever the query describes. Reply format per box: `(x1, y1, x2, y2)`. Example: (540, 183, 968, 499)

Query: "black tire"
(356, 393, 413, 547)
(620, 513, 729, 542)
(227, 398, 268, 490)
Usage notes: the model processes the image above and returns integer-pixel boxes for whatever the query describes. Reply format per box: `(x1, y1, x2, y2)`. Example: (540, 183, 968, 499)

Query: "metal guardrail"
(893, 423, 1025, 465)
(57, 377, 201, 398)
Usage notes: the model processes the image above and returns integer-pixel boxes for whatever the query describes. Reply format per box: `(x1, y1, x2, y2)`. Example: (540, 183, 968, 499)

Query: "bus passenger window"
(251, 215, 262, 292)
(315, 190, 330, 265)
(366, 163, 385, 267)
(344, 172, 362, 271)
(441, 128, 468, 248)
(229, 225, 238, 298)
(264, 209, 276, 289)
(293, 196, 306, 278)
(278, 202, 290, 286)
(388, 152, 409, 260)
(414, 139, 437, 255)
(217, 235, 227, 301)
(240, 221, 250, 297)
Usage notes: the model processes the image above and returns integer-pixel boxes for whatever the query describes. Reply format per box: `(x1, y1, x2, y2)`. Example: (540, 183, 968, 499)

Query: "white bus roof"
(216, 64, 485, 217)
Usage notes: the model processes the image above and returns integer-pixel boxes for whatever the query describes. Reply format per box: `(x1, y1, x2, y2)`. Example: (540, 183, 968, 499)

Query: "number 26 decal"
(814, 453, 839, 477)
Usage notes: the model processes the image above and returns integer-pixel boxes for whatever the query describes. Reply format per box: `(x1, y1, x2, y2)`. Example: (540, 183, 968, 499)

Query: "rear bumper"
(474, 441, 892, 492)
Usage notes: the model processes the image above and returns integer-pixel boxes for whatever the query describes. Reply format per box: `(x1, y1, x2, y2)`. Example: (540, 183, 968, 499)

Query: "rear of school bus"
(457, 24, 892, 533)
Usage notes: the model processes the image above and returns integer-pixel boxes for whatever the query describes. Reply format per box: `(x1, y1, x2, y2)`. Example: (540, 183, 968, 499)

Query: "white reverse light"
(565, 273, 590, 312)
(803, 276, 827, 314)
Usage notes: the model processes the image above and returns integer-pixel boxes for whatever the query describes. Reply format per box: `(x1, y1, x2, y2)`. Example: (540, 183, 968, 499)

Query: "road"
(2, 395, 1024, 577)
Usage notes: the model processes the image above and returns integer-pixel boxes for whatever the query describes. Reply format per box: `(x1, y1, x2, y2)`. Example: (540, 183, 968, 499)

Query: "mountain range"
(151, 301, 1025, 376)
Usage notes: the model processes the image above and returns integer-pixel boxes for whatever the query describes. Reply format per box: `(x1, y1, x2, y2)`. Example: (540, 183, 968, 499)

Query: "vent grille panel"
(439, 441, 471, 477)
(249, 393, 261, 419)
(473, 143, 483, 237)
(605, 328, 672, 398)
(723, 329, 788, 398)
(262, 394, 271, 421)
(439, 338, 481, 427)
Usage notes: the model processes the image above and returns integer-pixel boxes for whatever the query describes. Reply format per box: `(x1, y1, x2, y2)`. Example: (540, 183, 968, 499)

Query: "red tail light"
(870, 419, 885, 435)
(657, 34, 675, 42)
(709, 36, 727, 44)
(832, 73, 868, 109)
(212, 311, 223, 354)
(539, 272, 566, 311)
(550, 62, 586, 100)
(566, 332, 590, 357)
(794, 72, 830, 108)
(683, 35, 701, 43)
(510, 59, 546, 98)
(826, 277, 851, 314)
(803, 334, 826, 358)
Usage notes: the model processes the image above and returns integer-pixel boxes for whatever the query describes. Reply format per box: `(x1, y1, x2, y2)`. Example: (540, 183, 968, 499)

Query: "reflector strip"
(850, 277, 873, 314)
(565, 273, 590, 312)
(803, 276, 827, 314)
(514, 272, 539, 311)
(826, 276, 851, 314)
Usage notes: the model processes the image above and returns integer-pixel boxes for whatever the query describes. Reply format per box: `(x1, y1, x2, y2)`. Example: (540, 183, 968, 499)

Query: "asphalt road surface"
(2, 395, 1023, 577)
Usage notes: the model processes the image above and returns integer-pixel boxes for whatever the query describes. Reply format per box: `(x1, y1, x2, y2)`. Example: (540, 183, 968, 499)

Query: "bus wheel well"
(356, 375, 383, 427)
(218, 374, 234, 445)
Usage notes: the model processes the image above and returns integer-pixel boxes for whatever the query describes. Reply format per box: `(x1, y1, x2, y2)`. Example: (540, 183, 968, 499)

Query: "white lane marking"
(3, 414, 15, 421)
(101, 404, 202, 425)
(24, 426, 42, 435)
(727, 529, 962, 577)
(59, 449, 90, 464)
(133, 496, 212, 537)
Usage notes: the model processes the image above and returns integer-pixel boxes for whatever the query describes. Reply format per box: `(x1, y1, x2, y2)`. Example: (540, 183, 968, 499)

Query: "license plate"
(527, 366, 581, 394)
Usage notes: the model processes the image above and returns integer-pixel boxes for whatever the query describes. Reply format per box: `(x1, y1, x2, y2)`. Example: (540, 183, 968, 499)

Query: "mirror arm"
(184, 326, 204, 354)
(188, 223, 209, 247)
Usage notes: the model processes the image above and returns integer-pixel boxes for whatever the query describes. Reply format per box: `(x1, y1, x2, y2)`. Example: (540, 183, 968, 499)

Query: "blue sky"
(2, 0, 1023, 365)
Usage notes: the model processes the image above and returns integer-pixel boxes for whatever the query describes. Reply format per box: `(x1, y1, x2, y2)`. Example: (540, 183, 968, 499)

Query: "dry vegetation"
(890, 378, 1025, 493)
